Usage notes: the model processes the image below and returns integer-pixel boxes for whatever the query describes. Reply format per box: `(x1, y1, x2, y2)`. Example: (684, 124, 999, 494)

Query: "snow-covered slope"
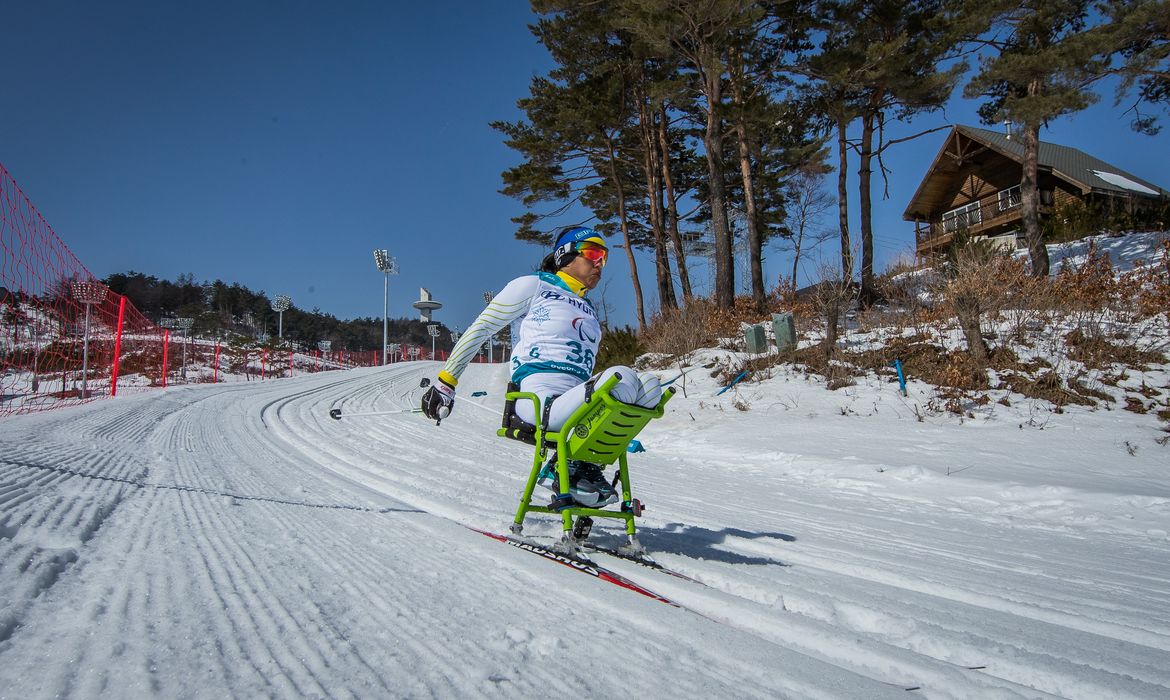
(1, 359, 1168, 698)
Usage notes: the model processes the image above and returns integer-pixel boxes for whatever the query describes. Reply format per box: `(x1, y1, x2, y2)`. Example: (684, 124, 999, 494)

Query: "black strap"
(501, 381, 519, 430)
(542, 393, 560, 430)
(583, 378, 597, 404)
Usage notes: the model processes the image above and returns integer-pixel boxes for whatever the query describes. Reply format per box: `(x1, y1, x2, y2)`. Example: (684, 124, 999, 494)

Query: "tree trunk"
(790, 216, 805, 291)
(835, 117, 854, 282)
(956, 306, 990, 366)
(639, 93, 677, 312)
(823, 296, 840, 362)
(857, 106, 878, 306)
(605, 138, 647, 330)
(731, 53, 765, 313)
(702, 50, 733, 308)
(659, 105, 693, 300)
(1020, 118, 1050, 277)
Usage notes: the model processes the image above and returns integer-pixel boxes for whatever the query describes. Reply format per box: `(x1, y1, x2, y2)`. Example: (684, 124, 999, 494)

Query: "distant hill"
(103, 271, 449, 352)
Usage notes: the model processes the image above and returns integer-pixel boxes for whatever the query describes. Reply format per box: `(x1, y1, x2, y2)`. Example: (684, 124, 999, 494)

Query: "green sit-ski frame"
(498, 372, 675, 550)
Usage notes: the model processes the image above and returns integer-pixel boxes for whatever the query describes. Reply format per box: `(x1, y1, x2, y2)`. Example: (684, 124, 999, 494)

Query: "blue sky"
(2, 2, 1167, 333)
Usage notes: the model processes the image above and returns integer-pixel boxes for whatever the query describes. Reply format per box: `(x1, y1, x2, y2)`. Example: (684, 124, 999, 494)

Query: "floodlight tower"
(70, 280, 108, 398)
(271, 295, 291, 338)
(160, 316, 194, 380)
(373, 249, 398, 365)
(427, 324, 440, 360)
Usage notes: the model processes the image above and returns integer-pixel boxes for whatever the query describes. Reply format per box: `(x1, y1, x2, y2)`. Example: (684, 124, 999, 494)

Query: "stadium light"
(427, 323, 441, 360)
(271, 294, 291, 338)
(373, 249, 398, 365)
(160, 316, 194, 380)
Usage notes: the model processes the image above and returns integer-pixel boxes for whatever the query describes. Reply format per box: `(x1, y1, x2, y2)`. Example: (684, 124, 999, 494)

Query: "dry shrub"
(642, 293, 799, 363)
(1124, 396, 1149, 414)
(640, 299, 722, 361)
(936, 240, 1027, 366)
(1130, 239, 1170, 318)
(1065, 327, 1168, 369)
(998, 369, 1095, 408)
(1066, 376, 1113, 403)
(1049, 241, 1121, 313)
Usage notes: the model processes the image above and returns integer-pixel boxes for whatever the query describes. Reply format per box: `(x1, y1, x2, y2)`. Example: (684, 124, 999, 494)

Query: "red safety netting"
(1, 163, 169, 416)
(2, 162, 472, 418)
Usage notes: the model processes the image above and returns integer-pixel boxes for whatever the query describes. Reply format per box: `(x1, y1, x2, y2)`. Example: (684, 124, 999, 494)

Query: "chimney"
(1004, 120, 1013, 140)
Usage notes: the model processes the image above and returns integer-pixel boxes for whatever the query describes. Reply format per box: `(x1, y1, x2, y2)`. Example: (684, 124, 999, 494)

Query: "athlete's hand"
(420, 377, 455, 424)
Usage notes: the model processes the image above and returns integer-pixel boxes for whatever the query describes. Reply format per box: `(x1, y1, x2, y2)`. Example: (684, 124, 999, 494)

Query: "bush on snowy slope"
(638, 231, 1170, 437)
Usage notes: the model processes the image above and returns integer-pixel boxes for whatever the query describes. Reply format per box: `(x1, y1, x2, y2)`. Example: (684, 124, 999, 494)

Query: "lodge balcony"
(914, 191, 1051, 259)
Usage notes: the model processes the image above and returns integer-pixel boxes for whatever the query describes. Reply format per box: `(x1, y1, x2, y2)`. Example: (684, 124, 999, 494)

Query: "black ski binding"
(572, 516, 593, 541)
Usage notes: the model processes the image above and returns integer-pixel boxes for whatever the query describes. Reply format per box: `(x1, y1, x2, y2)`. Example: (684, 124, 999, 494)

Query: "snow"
(1044, 229, 1170, 273)
(2, 338, 1169, 699)
(1089, 170, 1161, 197)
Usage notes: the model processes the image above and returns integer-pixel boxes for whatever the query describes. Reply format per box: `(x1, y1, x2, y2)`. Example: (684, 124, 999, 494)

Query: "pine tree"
(621, 0, 763, 308)
(803, 0, 963, 304)
(963, 0, 1113, 278)
(1104, 0, 1170, 135)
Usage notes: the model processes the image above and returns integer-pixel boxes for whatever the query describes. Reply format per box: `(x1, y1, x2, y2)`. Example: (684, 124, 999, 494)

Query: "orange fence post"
(213, 341, 221, 383)
(262, 348, 267, 380)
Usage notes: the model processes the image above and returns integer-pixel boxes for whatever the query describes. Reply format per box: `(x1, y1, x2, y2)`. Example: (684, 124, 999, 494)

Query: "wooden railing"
(915, 193, 1036, 252)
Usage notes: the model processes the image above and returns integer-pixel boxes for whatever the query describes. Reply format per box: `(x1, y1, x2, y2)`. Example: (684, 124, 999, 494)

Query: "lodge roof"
(903, 125, 1168, 220)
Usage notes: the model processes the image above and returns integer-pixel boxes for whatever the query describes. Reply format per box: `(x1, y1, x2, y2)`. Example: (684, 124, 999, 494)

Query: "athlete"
(420, 226, 662, 506)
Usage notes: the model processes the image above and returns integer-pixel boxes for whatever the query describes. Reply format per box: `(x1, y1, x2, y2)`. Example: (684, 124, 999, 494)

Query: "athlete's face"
(564, 249, 604, 290)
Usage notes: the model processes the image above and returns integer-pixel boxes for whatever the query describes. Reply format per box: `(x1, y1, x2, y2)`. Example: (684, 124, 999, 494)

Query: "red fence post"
(213, 341, 221, 383)
(262, 348, 267, 380)
(162, 330, 170, 388)
(110, 296, 126, 396)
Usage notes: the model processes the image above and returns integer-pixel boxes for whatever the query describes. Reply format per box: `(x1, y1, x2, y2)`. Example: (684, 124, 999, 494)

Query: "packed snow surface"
(1, 357, 1169, 698)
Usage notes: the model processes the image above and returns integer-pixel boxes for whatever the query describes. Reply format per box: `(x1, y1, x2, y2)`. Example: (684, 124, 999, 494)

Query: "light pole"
(271, 295, 291, 338)
(373, 249, 398, 365)
(70, 280, 108, 398)
(317, 340, 331, 371)
(427, 324, 440, 360)
(161, 317, 194, 381)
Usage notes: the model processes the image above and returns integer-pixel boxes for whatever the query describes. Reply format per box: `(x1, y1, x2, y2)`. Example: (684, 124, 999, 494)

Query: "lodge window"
(942, 201, 982, 233)
(998, 185, 1021, 211)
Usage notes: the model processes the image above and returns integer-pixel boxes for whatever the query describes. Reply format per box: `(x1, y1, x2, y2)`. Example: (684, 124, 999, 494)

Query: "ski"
(472, 529, 680, 607)
(581, 543, 709, 587)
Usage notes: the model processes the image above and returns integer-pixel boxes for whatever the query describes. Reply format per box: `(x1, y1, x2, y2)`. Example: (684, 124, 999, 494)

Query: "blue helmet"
(551, 226, 607, 268)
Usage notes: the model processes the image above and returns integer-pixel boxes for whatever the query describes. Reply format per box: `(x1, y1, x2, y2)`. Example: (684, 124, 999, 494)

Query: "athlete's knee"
(635, 373, 661, 407)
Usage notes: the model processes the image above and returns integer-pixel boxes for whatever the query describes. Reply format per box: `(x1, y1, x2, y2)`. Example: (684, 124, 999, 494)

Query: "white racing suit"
(439, 271, 661, 430)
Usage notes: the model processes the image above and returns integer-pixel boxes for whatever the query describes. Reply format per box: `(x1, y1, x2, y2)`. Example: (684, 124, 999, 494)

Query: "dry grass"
(635, 239, 1169, 429)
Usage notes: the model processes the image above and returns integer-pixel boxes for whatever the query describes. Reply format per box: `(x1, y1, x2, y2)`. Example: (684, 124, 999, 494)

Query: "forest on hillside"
(102, 271, 449, 353)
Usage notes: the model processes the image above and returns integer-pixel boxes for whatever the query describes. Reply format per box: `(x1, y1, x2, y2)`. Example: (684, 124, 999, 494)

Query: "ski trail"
(1, 367, 907, 698)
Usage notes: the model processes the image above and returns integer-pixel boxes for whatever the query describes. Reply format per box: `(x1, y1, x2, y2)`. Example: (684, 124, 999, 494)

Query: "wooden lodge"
(904, 125, 1169, 261)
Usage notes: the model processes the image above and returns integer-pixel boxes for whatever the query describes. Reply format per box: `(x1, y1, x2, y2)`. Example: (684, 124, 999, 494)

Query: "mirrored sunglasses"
(577, 242, 608, 266)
